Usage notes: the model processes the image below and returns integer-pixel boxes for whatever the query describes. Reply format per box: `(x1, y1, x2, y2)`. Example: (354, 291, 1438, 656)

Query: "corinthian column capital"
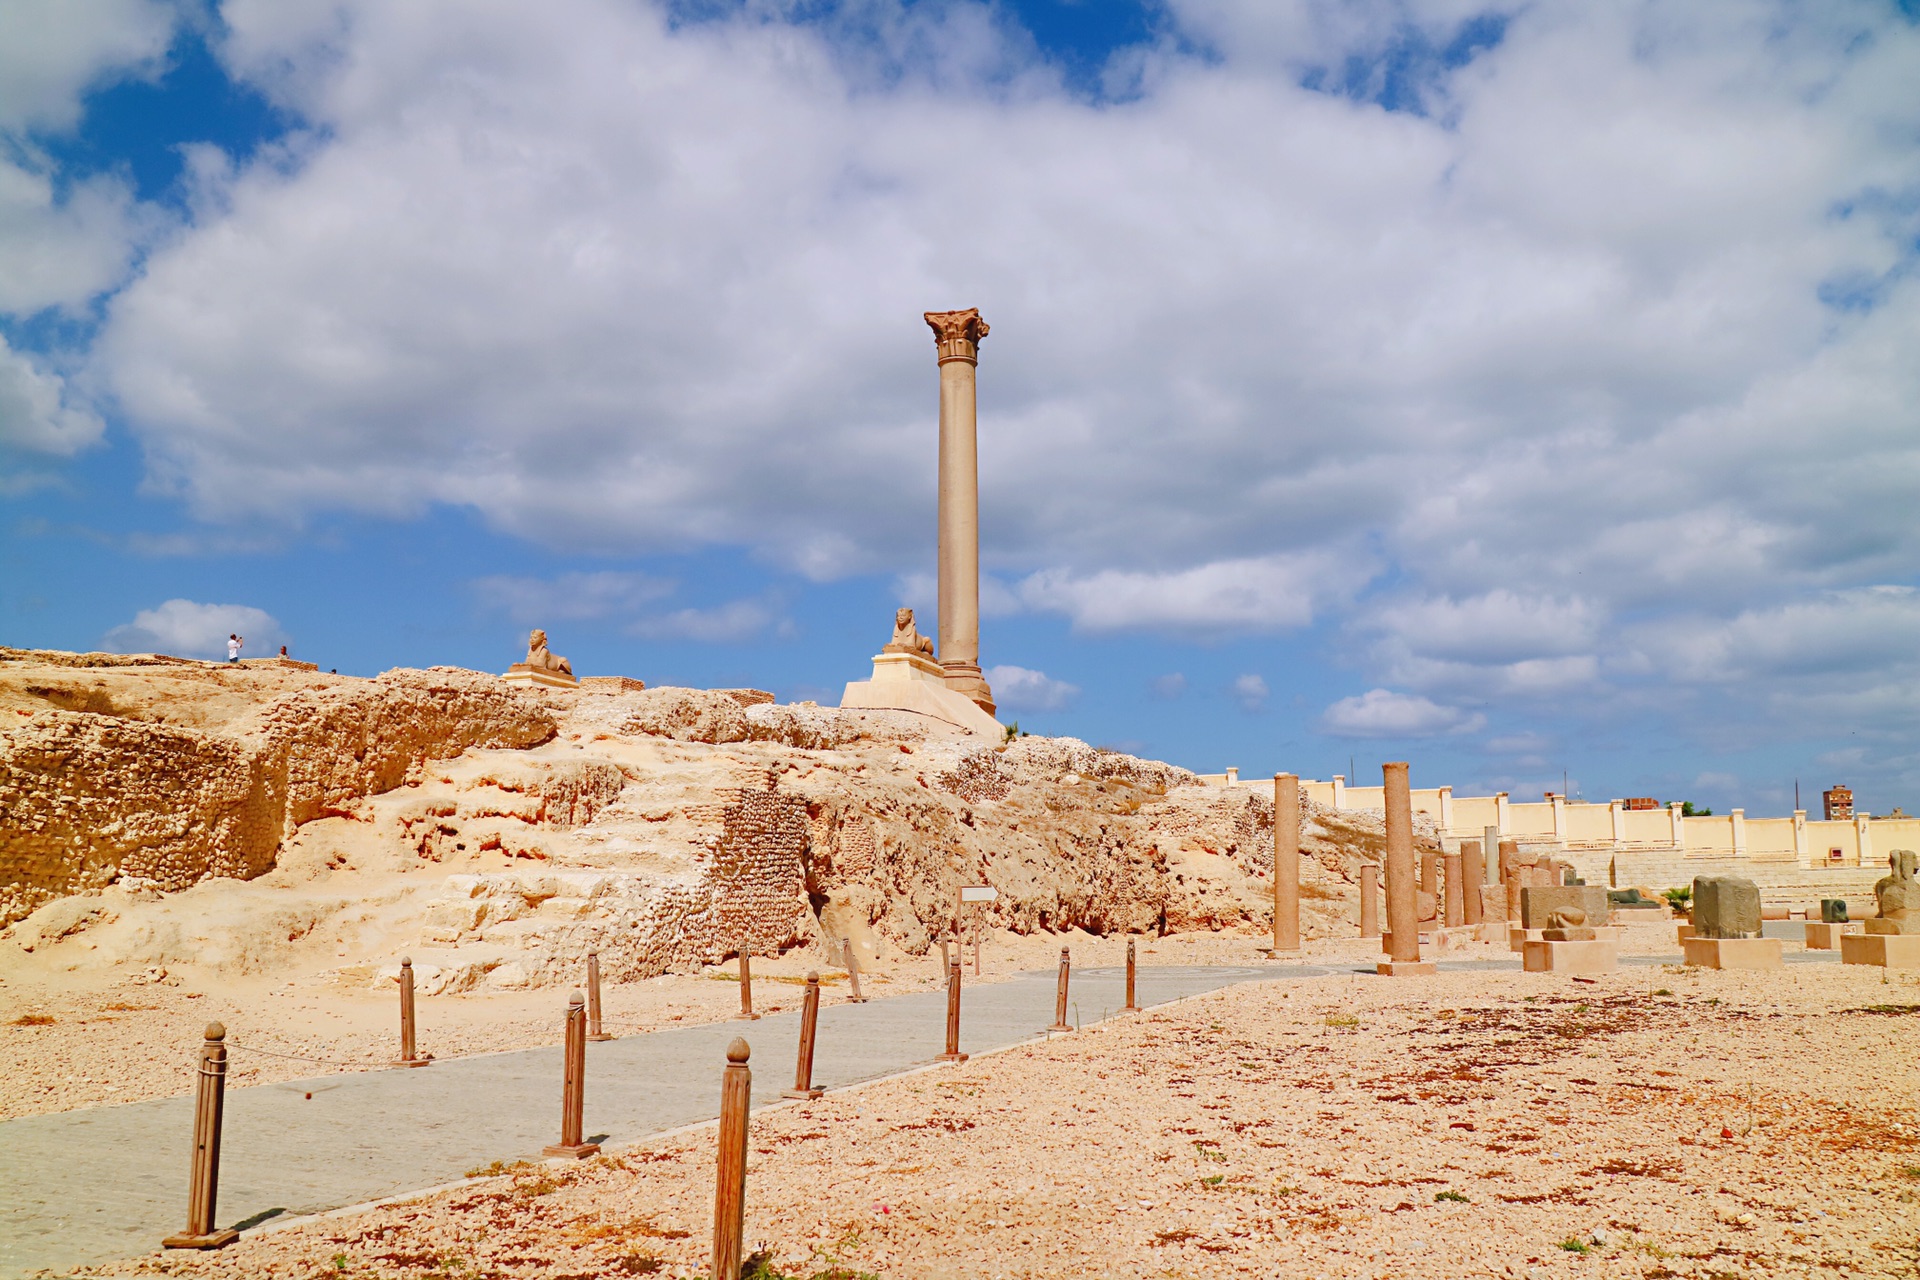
(925, 308, 990, 365)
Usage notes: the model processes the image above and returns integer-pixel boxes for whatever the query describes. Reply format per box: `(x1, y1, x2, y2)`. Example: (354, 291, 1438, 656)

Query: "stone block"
(1523, 938, 1617, 973)
(1676, 923, 1694, 944)
(1840, 933, 1920, 968)
(1865, 916, 1920, 936)
(1376, 959, 1437, 976)
(1682, 936, 1783, 970)
(1692, 875, 1762, 938)
(1804, 921, 1855, 950)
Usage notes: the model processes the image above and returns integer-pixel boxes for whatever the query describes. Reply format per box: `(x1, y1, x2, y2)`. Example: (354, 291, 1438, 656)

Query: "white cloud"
(472, 571, 674, 623)
(1150, 672, 1187, 700)
(41, 0, 1920, 750)
(1232, 673, 1269, 712)
(102, 599, 287, 659)
(627, 598, 788, 644)
(0, 0, 175, 317)
(984, 664, 1080, 713)
(1321, 688, 1486, 738)
(1017, 552, 1360, 635)
(0, 337, 104, 455)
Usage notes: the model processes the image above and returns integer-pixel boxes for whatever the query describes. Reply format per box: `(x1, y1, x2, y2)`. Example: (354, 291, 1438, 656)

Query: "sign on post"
(960, 885, 998, 903)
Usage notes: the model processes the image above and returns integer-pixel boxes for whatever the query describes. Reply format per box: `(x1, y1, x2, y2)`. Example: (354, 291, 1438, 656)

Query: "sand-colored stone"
(1840, 931, 1920, 968)
(1684, 936, 1784, 970)
(1804, 920, 1856, 949)
(926, 307, 994, 714)
(1379, 762, 1421, 971)
(1522, 937, 1617, 972)
(504, 629, 578, 689)
(840, 649, 1003, 737)
(1268, 773, 1299, 952)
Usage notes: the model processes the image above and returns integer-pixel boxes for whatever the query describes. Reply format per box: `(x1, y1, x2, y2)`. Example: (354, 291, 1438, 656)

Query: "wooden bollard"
(1048, 947, 1072, 1032)
(712, 1038, 752, 1280)
(734, 951, 759, 1021)
(843, 938, 868, 1004)
(586, 952, 614, 1042)
(543, 991, 600, 1159)
(163, 1023, 240, 1250)
(1359, 861, 1380, 938)
(783, 971, 825, 1099)
(394, 956, 428, 1067)
(1124, 937, 1138, 1011)
(939, 958, 967, 1063)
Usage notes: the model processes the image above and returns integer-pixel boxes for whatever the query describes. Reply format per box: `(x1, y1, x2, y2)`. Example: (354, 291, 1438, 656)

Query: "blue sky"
(3, 0, 1919, 816)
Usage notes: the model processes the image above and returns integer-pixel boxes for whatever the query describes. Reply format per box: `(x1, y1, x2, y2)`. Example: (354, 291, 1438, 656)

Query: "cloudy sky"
(3, 0, 1918, 815)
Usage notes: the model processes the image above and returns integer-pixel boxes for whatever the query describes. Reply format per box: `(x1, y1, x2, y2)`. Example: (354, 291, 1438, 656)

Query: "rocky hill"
(1, 649, 1427, 991)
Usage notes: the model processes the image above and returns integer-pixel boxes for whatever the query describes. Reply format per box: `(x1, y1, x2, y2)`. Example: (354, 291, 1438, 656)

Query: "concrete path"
(0, 963, 1299, 1278)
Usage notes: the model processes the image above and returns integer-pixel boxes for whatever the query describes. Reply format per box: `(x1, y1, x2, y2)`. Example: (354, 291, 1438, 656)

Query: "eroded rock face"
(3, 654, 1433, 988)
(0, 660, 555, 925)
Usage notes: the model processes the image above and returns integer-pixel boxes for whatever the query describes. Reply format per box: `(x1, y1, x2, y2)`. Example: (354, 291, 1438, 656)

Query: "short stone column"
(1379, 762, 1432, 974)
(1268, 773, 1300, 952)
(925, 307, 994, 714)
(1442, 852, 1465, 927)
(1359, 861, 1380, 938)
(1459, 842, 1483, 926)
(1499, 839, 1521, 922)
(1482, 824, 1501, 885)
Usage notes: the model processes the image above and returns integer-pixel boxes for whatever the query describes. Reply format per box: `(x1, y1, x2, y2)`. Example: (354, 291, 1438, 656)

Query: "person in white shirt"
(227, 634, 242, 663)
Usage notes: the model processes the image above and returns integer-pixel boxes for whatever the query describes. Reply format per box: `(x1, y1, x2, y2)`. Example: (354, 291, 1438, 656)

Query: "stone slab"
(1676, 923, 1694, 944)
(1683, 936, 1784, 970)
(841, 652, 1003, 737)
(579, 676, 646, 694)
(1840, 932, 1920, 968)
(1375, 959, 1438, 976)
(1804, 922, 1856, 950)
(1864, 918, 1919, 936)
(1510, 925, 1622, 953)
(501, 665, 578, 689)
(1522, 939, 1618, 974)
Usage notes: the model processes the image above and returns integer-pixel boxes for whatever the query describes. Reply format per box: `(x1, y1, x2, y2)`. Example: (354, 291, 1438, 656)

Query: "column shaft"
(1383, 762, 1419, 962)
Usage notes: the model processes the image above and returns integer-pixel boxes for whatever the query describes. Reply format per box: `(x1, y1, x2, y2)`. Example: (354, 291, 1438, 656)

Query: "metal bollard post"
(734, 951, 759, 1021)
(586, 952, 614, 1042)
(1124, 937, 1138, 1011)
(163, 1023, 240, 1250)
(1048, 947, 1072, 1032)
(712, 1038, 752, 1280)
(393, 957, 429, 1067)
(783, 972, 825, 1099)
(543, 991, 600, 1159)
(843, 938, 868, 1004)
(939, 958, 967, 1063)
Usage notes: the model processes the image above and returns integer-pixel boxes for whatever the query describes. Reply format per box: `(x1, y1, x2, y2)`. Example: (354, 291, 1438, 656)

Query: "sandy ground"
(1, 928, 1286, 1119)
(68, 956, 1920, 1280)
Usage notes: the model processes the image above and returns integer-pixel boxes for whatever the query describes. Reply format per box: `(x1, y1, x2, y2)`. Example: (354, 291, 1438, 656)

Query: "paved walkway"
(0, 963, 1299, 1278)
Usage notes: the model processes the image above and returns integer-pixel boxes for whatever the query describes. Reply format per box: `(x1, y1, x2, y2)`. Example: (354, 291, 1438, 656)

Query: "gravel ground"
(71, 959, 1920, 1280)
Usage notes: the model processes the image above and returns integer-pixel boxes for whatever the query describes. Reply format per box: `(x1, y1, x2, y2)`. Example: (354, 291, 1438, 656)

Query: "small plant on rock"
(1435, 1190, 1468, 1203)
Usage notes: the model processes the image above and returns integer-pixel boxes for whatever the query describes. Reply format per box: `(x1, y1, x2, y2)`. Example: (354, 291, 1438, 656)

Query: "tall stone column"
(1269, 773, 1300, 953)
(1380, 762, 1431, 973)
(925, 308, 995, 714)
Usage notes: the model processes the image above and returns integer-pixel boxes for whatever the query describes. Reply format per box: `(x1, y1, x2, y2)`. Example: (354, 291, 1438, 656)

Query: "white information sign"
(959, 885, 999, 904)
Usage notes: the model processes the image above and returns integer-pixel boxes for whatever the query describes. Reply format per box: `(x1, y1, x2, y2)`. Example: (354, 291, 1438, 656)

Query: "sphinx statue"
(1869, 849, 1919, 935)
(525, 629, 572, 675)
(883, 607, 935, 660)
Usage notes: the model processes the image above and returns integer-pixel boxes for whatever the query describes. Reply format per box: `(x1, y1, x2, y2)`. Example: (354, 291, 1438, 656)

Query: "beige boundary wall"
(1203, 770, 1917, 870)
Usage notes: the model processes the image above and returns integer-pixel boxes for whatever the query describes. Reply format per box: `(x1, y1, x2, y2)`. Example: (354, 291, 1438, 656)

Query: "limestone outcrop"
(0, 656, 556, 925)
(2, 650, 1434, 990)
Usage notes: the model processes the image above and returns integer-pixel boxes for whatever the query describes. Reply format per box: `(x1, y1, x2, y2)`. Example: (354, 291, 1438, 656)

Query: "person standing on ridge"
(227, 633, 242, 663)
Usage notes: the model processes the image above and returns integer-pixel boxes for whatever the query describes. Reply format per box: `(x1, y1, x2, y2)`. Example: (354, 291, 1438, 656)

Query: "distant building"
(1823, 785, 1854, 821)
(1623, 797, 1661, 811)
